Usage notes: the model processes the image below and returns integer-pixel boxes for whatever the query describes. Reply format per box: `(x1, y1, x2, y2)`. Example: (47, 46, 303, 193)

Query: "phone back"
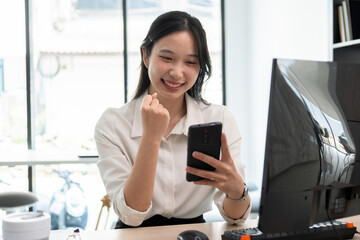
(186, 122, 222, 181)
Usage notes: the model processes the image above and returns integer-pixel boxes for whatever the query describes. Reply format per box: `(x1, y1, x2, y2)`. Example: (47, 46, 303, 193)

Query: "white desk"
(49, 220, 257, 240)
(49, 216, 360, 240)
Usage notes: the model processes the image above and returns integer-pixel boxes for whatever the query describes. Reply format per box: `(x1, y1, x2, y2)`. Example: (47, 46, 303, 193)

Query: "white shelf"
(0, 150, 98, 166)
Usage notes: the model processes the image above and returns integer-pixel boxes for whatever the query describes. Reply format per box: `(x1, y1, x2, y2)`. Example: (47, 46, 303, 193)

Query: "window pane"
(126, 0, 223, 104)
(32, 0, 124, 152)
(34, 164, 116, 230)
(0, 0, 27, 151)
(0, 166, 28, 192)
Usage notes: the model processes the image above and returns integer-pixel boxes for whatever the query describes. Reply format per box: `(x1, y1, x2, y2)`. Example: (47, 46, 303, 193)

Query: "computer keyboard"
(222, 221, 357, 240)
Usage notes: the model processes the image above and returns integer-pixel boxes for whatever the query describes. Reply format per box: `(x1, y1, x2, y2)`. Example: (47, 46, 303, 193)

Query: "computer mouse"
(177, 230, 209, 240)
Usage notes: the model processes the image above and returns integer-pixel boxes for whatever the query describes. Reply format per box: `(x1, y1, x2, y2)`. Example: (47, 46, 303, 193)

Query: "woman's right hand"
(141, 93, 170, 141)
(124, 93, 169, 212)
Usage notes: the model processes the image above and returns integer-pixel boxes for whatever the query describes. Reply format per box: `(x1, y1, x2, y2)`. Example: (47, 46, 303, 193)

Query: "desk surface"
(50, 216, 360, 240)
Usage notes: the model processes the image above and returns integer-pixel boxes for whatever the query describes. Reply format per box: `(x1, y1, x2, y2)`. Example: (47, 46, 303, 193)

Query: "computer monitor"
(258, 58, 360, 234)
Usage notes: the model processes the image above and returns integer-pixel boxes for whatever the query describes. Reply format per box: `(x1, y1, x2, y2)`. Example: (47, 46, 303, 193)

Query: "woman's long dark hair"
(132, 11, 212, 102)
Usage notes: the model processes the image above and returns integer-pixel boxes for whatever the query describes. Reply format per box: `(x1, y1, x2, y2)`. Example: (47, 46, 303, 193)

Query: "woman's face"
(143, 30, 200, 101)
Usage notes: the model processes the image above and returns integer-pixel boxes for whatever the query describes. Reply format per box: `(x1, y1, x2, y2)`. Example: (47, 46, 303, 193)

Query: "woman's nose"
(169, 64, 184, 79)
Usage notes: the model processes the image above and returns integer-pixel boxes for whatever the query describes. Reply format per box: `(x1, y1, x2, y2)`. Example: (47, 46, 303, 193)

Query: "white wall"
(224, 0, 251, 181)
(225, 0, 332, 187)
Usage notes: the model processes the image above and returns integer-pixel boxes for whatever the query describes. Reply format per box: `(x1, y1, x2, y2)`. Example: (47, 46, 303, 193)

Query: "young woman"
(94, 11, 250, 228)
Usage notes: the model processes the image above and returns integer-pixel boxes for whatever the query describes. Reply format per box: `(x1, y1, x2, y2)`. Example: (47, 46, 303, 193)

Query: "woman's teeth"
(163, 80, 182, 88)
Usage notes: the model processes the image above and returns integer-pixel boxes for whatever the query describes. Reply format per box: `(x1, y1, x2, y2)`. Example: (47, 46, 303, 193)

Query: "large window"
(0, 0, 223, 230)
(0, 0, 223, 153)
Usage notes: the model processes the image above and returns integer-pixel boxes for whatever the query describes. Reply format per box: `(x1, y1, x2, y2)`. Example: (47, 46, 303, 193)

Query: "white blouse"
(94, 92, 250, 226)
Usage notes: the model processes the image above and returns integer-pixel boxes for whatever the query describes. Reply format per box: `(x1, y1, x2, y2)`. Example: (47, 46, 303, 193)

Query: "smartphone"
(186, 122, 222, 181)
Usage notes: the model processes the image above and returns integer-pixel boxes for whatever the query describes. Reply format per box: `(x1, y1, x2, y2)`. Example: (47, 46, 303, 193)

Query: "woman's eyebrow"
(159, 49, 198, 58)
(159, 49, 174, 54)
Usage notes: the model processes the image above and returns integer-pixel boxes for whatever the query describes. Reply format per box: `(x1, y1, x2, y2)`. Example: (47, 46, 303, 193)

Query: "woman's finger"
(220, 133, 231, 163)
(192, 151, 223, 170)
(150, 98, 159, 106)
(186, 166, 225, 182)
(142, 94, 153, 107)
(151, 92, 157, 99)
(193, 179, 216, 187)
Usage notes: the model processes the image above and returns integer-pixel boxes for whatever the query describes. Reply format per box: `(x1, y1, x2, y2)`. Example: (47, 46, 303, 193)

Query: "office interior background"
(0, 0, 332, 230)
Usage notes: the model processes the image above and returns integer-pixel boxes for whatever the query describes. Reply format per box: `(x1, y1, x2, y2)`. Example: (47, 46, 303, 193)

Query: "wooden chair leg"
(95, 194, 111, 230)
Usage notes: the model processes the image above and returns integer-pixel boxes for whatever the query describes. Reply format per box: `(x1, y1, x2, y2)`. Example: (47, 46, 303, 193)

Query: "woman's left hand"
(186, 132, 244, 199)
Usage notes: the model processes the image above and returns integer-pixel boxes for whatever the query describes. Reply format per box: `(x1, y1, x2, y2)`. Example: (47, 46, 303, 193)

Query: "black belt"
(115, 214, 205, 229)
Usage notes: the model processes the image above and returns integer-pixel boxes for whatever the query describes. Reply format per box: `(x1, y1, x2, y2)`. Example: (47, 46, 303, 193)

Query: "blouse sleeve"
(213, 107, 251, 224)
(94, 108, 152, 226)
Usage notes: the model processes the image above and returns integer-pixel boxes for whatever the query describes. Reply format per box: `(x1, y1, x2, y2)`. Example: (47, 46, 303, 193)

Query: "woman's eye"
(160, 56, 172, 61)
(186, 61, 197, 65)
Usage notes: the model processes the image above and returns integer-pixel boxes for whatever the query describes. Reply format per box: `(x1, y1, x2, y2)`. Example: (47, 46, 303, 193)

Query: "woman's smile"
(161, 79, 185, 91)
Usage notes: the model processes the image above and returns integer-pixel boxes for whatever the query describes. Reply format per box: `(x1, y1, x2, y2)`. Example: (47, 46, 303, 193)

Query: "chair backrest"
(0, 191, 38, 210)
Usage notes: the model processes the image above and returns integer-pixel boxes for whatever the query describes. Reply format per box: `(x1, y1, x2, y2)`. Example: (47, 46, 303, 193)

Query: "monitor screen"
(258, 59, 360, 234)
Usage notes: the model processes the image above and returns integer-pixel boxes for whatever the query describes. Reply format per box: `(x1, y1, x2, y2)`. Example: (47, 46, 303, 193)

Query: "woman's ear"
(142, 47, 149, 68)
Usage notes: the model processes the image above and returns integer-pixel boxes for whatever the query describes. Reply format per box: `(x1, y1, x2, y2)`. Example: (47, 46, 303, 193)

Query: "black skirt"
(115, 214, 205, 229)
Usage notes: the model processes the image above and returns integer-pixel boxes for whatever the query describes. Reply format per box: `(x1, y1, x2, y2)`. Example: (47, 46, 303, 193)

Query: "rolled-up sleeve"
(214, 191, 251, 225)
(95, 108, 151, 226)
